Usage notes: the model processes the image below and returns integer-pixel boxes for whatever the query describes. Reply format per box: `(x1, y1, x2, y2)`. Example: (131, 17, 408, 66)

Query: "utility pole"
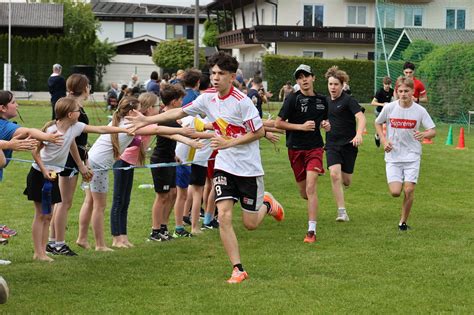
(193, 0, 199, 68)
(3, 0, 12, 90)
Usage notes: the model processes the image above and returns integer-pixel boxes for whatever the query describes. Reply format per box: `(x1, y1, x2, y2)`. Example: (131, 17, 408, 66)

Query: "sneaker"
(173, 229, 193, 238)
(0, 225, 17, 237)
(148, 231, 162, 242)
(0, 259, 11, 265)
(160, 231, 174, 241)
(336, 211, 350, 222)
(227, 267, 249, 284)
(375, 134, 381, 148)
(183, 216, 192, 226)
(0, 276, 9, 304)
(201, 218, 220, 230)
(303, 231, 316, 243)
(398, 222, 411, 231)
(0, 238, 8, 245)
(46, 243, 56, 254)
(264, 192, 285, 221)
(54, 244, 78, 256)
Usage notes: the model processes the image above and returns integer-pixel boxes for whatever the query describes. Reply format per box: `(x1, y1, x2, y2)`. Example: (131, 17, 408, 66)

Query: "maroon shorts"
(207, 150, 218, 179)
(288, 147, 325, 182)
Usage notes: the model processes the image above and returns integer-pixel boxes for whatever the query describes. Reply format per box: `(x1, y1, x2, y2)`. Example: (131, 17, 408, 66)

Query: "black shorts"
(24, 167, 61, 204)
(190, 164, 207, 186)
(213, 170, 264, 212)
(326, 144, 358, 174)
(150, 157, 176, 193)
(59, 154, 82, 177)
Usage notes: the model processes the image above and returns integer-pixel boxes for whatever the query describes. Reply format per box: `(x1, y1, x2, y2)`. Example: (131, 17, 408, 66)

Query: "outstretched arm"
(125, 108, 188, 133)
(83, 125, 130, 135)
(14, 127, 63, 145)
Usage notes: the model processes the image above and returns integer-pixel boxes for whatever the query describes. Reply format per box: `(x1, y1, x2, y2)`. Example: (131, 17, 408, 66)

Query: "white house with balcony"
(206, 0, 473, 65)
(91, 0, 208, 86)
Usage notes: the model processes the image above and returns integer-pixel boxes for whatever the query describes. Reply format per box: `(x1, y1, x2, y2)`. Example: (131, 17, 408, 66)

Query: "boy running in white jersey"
(126, 52, 284, 283)
(375, 77, 435, 230)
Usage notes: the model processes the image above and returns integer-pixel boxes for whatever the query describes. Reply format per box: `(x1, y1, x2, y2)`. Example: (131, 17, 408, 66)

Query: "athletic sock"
(338, 207, 346, 214)
(263, 201, 272, 214)
(152, 228, 160, 235)
(160, 224, 168, 233)
(175, 225, 184, 232)
(233, 263, 244, 272)
(48, 238, 56, 245)
(203, 213, 212, 225)
(308, 221, 317, 233)
(55, 241, 65, 247)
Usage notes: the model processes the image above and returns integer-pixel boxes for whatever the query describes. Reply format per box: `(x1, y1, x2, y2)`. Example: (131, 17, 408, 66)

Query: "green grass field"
(1, 102, 473, 313)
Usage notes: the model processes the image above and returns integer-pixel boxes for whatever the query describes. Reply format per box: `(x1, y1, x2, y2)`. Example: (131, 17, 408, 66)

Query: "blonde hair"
(138, 92, 158, 112)
(41, 97, 79, 131)
(325, 66, 349, 84)
(395, 76, 414, 90)
(132, 93, 158, 165)
(111, 97, 140, 160)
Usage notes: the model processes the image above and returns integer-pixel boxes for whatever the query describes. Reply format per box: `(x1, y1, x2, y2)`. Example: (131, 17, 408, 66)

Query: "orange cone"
(456, 127, 466, 150)
(423, 137, 434, 144)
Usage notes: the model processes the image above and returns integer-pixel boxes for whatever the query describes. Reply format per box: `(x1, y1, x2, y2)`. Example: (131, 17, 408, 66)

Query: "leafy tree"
(94, 39, 117, 89)
(203, 19, 219, 47)
(402, 40, 437, 63)
(152, 39, 205, 70)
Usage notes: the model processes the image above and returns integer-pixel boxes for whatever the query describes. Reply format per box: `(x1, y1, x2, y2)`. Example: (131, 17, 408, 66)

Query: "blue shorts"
(176, 165, 191, 188)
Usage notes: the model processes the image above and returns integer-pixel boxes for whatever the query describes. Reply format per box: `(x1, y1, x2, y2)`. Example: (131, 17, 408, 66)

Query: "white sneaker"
(0, 259, 11, 265)
(336, 212, 350, 222)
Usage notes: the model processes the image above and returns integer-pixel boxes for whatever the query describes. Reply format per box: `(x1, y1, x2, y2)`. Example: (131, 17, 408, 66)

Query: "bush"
(418, 43, 474, 121)
(263, 55, 374, 102)
(152, 39, 205, 71)
(402, 40, 437, 63)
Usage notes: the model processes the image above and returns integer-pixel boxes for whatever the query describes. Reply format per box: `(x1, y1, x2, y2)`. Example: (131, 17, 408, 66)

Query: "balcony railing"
(218, 25, 375, 48)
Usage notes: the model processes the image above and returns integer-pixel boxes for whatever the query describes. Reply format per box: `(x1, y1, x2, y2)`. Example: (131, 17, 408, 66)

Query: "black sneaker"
(54, 244, 78, 256)
(183, 216, 192, 226)
(160, 231, 174, 241)
(149, 231, 162, 242)
(398, 222, 411, 231)
(173, 229, 193, 238)
(46, 243, 56, 254)
(201, 218, 220, 230)
(375, 134, 381, 148)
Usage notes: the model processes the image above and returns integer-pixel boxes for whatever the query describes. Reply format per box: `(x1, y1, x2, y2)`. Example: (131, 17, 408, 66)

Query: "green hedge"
(418, 43, 474, 122)
(0, 34, 95, 91)
(263, 55, 374, 103)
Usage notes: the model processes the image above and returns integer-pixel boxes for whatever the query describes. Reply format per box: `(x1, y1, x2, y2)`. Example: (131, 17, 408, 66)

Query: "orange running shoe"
(264, 192, 285, 221)
(227, 267, 249, 284)
(303, 231, 316, 243)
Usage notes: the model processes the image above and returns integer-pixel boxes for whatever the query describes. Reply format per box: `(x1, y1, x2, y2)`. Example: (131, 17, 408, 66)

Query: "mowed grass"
(1, 102, 473, 313)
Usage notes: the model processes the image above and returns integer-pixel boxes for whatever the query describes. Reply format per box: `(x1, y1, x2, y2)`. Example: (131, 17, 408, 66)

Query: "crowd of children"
(0, 53, 435, 285)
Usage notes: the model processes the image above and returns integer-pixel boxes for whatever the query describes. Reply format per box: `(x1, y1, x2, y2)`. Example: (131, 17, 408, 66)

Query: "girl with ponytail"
(24, 97, 129, 261)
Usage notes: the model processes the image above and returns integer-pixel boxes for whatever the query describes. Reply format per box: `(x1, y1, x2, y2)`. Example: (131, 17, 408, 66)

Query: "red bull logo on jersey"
(390, 118, 417, 129)
(213, 118, 246, 138)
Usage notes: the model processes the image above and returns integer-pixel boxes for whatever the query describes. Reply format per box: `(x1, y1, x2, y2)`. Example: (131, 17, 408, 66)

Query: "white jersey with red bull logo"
(182, 86, 264, 176)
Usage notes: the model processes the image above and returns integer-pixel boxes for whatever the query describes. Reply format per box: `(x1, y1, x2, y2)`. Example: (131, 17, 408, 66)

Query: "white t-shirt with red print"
(375, 100, 435, 162)
(182, 86, 264, 176)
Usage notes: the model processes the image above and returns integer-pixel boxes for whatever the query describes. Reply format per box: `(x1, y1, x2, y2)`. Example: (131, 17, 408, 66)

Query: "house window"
(303, 5, 324, 27)
(303, 50, 323, 58)
(378, 6, 395, 28)
(124, 22, 133, 38)
(166, 25, 194, 39)
(348, 5, 367, 26)
(446, 9, 466, 29)
(404, 8, 423, 27)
